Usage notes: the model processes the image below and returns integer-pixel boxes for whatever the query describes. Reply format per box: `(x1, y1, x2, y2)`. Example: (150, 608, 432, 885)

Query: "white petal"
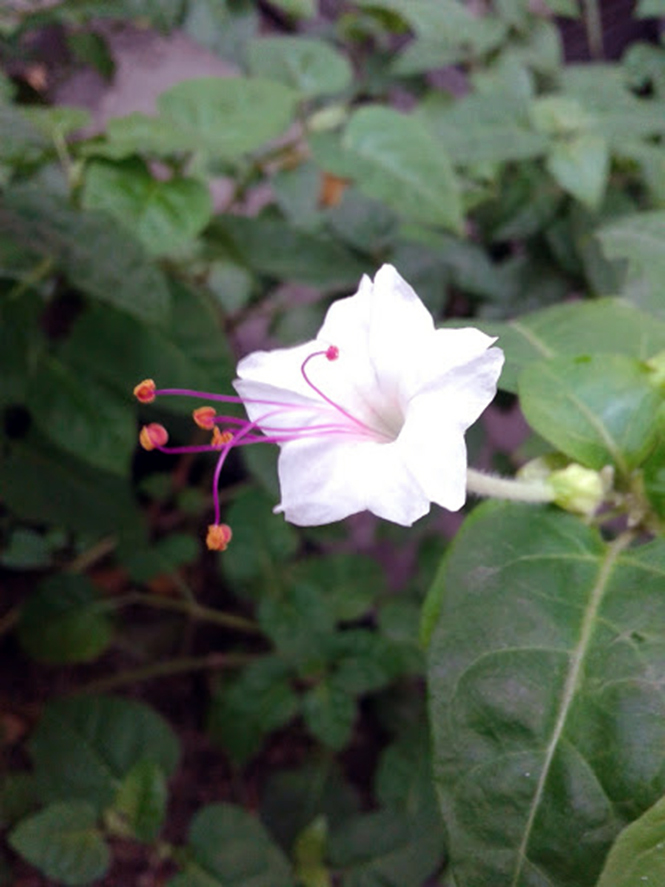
(404, 327, 500, 400)
(275, 436, 430, 526)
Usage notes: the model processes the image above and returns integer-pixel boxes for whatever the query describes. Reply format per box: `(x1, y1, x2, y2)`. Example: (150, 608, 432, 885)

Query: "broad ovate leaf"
(428, 501, 665, 887)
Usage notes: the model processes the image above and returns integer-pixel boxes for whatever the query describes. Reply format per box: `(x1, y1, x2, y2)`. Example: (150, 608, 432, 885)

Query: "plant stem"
(108, 590, 261, 635)
(582, 0, 604, 60)
(6, 256, 54, 301)
(466, 468, 554, 504)
(0, 606, 19, 639)
(73, 651, 257, 695)
(67, 535, 117, 573)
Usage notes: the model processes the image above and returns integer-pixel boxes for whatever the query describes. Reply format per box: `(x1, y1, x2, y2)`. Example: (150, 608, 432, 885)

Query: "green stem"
(73, 651, 257, 695)
(109, 590, 261, 635)
(582, 0, 604, 60)
(6, 256, 54, 301)
(466, 468, 554, 504)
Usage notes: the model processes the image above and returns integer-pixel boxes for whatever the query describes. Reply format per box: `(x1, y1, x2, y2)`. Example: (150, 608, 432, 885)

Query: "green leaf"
(182, 0, 258, 67)
(328, 805, 443, 887)
(289, 553, 384, 622)
(0, 438, 142, 537)
(118, 533, 198, 583)
(1, 529, 52, 570)
(258, 585, 335, 672)
(169, 803, 293, 887)
(21, 105, 92, 140)
(636, 0, 665, 16)
(248, 37, 352, 98)
(0, 186, 170, 325)
(96, 77, 297, 160)
(19, 574, 113, 664)
(208, 658, 300, 766)
(111, 759, 167, 842)
(519, 353, 663, 474)
(302, 677, 356, 750)
(222, 488, 299, 588)
(596, 793, 665, 887)
(598, 212, 665, 317)
(268, 0, 316, 16)
(469, 298, 665, 393)
(60, 278, 233, 414)
(210, 214, 368, 291)
(546, 133, 609, 210)
(342, 106, 462, 231)
(261, 761, 360, 854)
(30, 696, 179, 812)
(417, 90, 547, 166)
(428, 501, 665, 887)
(27, 355, 136, 476)
(82, 159, 212, 257)
(9, 802, 109, 887)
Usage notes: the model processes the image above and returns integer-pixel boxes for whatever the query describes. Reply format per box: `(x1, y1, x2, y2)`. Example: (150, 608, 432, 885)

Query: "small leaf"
(169, 803, 293, 887)
(636, 0, 665, 16)
(519, 353, 663, 474)
(303, 677, 356, 750)
(1, 529, 52, 570)
(19, 574, 113, 664)
(111, 759, 167, 843)
(596, 793, 665, 887)
(342, 106, 462, 231)
(82, 159, 212, 257)
(248, 37, 352, 98)
(598, 211, 665, 316)
(9, 802, 109, 887)
(268, 0, 316, 16)
(30, 696, 180, 812)
(546, 133, 609, 209)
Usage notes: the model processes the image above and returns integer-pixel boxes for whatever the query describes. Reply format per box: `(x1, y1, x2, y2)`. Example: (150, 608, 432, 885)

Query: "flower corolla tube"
(135, 264, 504, 549)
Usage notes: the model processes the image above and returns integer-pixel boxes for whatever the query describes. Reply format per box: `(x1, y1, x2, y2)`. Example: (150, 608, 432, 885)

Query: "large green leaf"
(342, 106, 462, 231)
(103, 77, 297, 160)
(30, 696, 180, 812)
(247, 37, 352, 98)
(596, 793, 665, 887)
(169, 803, 293, 887)
(519, 353, 663, 474)
(82, 159, 212, 256)
(9, 802, 109, 887)
(468, 298, 665, 392)
(546, 133, 609, 210)
(0, 186, 170, 324)
(428, 501, 665, 887)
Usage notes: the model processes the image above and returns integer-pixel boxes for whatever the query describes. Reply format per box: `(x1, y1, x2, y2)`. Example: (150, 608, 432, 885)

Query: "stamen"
(140, 423, 168, 450)
(134, 379, 156, 403)
(211, 427, 233, 448)
(206, 523, 232, 551)
(193, 406, 216, 430)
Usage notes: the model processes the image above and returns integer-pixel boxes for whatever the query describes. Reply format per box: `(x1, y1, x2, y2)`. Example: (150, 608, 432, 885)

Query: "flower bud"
(548, 463, 607, 517)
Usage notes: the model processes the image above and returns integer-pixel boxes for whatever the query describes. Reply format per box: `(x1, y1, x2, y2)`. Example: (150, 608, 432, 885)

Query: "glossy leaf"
(596, 793, 665, 887)
(428, 501, 665, 887)
(169, 803, 293, 887)
(519, 353, 662, 474)
(30, 696, 179, 812)
(82, 159, 212, 256)
(469, 298, 665, 392)
(9, 802, 109, 887)
(342, 106, 462, 231)
(248, 37, 352, 97)
(19, 574, 113, 664)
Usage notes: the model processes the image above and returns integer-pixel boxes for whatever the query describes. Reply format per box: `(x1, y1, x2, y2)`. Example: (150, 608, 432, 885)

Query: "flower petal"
(274, 436, 430, 526)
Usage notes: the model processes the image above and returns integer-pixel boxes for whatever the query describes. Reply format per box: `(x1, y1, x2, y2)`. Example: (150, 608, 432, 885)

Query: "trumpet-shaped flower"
(135, 264, 504, 547)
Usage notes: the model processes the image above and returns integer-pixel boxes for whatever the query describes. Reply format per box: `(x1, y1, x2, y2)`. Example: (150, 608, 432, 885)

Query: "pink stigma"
(326, 345, 339, 361)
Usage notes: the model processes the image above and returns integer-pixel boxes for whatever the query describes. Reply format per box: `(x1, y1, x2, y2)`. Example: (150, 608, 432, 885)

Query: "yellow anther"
(211, 427, 233, 448)
(134, 379, 156, 403)
(139, 423, 168, 451)
(193, 406, 216, 430)
(206, 523, 232, 551)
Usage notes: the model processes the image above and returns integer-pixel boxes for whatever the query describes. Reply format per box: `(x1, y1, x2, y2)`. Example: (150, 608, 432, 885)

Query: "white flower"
(136, 265, 504, 542)
(234, 264, 504, 526)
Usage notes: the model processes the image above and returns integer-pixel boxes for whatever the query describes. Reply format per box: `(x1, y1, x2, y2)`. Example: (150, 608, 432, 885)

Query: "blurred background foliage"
(3, 0, 665, 885)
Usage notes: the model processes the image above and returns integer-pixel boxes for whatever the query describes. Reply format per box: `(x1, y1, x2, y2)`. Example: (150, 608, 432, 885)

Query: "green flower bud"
(549, 463, 607, 517)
